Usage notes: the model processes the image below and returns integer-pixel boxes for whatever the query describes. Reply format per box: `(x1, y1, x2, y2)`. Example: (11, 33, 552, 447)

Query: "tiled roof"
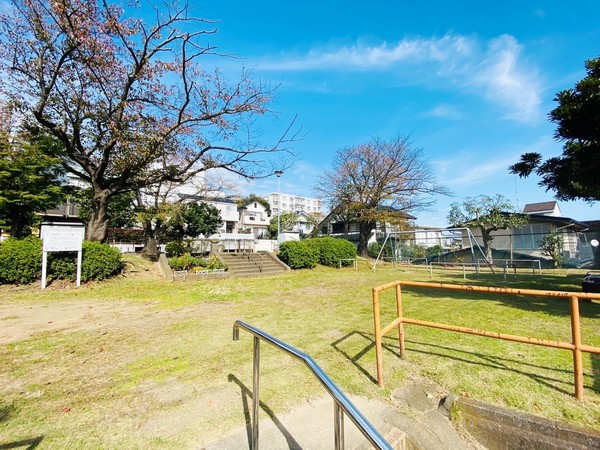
(523, 201, 557, 213)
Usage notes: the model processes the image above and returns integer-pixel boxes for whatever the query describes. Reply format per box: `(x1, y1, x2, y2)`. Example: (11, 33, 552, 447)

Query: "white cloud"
(446, 157, 516, 188)
(434, 136, 554, 190)
(426, 104, 463, 120)
(472, 35, 542, 123)
(262, 34, 474, 71)
(258, 33, 542, 123)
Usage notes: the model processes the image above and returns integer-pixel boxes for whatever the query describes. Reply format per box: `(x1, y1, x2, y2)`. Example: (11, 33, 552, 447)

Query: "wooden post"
(395, 284, 405, 358)
(570, 296, 584, 400)
(372, 288, 384, 388)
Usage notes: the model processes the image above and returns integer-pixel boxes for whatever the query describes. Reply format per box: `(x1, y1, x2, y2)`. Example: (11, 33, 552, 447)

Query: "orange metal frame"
(372, 281, 600, 399)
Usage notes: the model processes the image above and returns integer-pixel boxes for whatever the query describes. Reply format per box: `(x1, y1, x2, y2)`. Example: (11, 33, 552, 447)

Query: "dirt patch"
(0, 257, 167, 345)
(0, 300, 164, 345)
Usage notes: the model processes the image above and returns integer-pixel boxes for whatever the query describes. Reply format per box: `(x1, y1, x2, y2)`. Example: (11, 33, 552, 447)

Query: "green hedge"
(165, 241, 185, 257)
(0, 238, 122, 285)
(168, 254, 226, 271)
(168, 254, 205, 271)
(80, 242, 123, 281)
(367, 242, 393, 259)
(307, 237, 357, 267)
(278, 240, 319, 269)
(0, 236, 43, 284)
(48, 241, 123, 282)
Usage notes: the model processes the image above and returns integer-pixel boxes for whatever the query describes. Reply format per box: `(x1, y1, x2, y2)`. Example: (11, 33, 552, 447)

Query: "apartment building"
(266, 193, 323, 216)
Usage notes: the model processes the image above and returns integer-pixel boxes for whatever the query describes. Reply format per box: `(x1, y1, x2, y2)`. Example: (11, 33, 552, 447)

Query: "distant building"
(316, 205, 416, 247)
(523, 201, 562, 217)
(266, 192, 323, 216)
(178, 194, 239, 235)
(457, 201, 591, 267)
(237, 200, 271, 238)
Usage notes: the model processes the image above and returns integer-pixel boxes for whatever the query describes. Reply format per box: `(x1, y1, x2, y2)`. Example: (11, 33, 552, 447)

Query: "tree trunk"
(358, 220, 376, 257)
(141, 219, 159, 260)
(86, 190, 110, 242)
(482, 229, 494, 263)
(9, 209, 23, 238)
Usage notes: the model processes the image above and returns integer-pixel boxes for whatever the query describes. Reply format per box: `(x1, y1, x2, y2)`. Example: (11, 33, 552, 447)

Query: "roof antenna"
(514, 175, 520, 211)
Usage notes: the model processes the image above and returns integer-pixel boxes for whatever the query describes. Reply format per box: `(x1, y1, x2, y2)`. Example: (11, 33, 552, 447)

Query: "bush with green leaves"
(165, 241, 185, 257)
(0, 238, 122, 284)
(81, 242, 122, 281)
(306, 237, 357, 267)
(205, 255, 226, 270)
(168, 254, 227, 271)
(49, 242, 123, 281)
(367, 242, 392, 259)
(168, 254, 205, 271)
(278, 240, 319, 269)
(0, 236, 43, 284)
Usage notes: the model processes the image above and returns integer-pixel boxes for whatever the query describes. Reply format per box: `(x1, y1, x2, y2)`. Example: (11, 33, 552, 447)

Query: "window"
(249, 216, 255, 221)
(254, 202, 257, 208)
(513, 223, 551, 249)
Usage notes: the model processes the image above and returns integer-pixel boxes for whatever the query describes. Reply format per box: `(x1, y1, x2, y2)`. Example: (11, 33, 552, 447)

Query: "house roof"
(525, 213, 589, 231)
(316, 204, 416, 230)
(523, 201, 558, 214)
(177, 193, 237, 204)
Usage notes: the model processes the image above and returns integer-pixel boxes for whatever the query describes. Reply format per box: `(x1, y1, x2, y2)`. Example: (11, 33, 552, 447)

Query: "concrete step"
(203, 393, 475, 450)
(218, 253, 287, 277)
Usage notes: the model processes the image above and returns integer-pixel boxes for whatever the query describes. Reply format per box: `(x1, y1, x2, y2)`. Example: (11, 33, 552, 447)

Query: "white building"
(266, 192, 323, 215)
(179, 194, 239, 234)
(238, 200, 271, 238)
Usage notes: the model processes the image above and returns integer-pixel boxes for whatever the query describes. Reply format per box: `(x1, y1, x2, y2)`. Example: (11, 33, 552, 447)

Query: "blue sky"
(191, 1, 599, 225)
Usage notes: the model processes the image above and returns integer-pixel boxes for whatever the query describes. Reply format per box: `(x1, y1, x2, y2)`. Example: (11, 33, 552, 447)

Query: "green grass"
(0, 259, 599, 448)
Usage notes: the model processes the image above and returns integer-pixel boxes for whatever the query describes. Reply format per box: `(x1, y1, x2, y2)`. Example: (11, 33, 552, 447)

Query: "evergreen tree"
(0, 128, 64, 237)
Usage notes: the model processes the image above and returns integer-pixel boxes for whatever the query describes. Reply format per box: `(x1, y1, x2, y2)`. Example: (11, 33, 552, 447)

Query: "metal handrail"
(233, 320, 392, 450)
(243, 252, 264, 272)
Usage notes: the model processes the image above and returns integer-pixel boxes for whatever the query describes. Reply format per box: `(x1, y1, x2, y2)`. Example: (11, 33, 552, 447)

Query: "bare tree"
(316, 135, 447, 256)
(0, 0, 297, 241)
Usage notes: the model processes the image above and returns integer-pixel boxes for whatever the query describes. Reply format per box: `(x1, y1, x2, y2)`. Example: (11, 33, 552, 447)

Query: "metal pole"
(334, 402, 344, 450)
(570, 296, 584, 400)
(372, 288, 384, 388)
(395, 284, 405, 357)
(275, 171, 283, 244)
(252, 336, 260, 449)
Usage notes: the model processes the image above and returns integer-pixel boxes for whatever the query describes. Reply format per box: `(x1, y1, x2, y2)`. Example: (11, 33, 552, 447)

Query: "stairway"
(218, 252, 289, 277)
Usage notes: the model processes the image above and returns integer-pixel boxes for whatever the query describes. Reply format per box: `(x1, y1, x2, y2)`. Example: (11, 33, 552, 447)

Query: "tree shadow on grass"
(593, 354, 600, 393)
(331, 330, 596, 397)
(0, 437, 44, 449)
(228, 374, 301, 450)
(0, 405, 44, 449)
(0, 404, 14, 424)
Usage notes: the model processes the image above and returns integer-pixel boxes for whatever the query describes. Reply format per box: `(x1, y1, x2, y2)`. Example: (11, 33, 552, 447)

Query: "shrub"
(307, 237, 357, 267)
(49, 252, 78, 281)
(278, 240, 319, 269)
(165, 241, 184, 257)
(367, 242, 389, 258)
(205, 255, 226, 270)
(168, 254, 206, 271)
(49, 242, 122, 281)
(0, 236, 43, 284)
(0, 239, 122, 284)
(80, 242, 123, 281)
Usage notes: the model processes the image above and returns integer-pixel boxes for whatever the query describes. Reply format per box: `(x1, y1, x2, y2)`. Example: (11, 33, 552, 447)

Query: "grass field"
(0, 256, 599, 448)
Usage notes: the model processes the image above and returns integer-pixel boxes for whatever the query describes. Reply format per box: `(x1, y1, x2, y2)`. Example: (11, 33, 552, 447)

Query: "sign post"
(40, 221, 85, 289)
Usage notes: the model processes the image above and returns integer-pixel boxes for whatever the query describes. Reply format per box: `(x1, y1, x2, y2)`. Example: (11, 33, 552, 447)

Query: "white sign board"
(42, 228, 84, 251)
(40, 221, 85, 289)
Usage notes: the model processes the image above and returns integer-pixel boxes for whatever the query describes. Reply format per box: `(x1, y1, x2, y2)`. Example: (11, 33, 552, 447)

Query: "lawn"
(0, 257, 599, 448)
